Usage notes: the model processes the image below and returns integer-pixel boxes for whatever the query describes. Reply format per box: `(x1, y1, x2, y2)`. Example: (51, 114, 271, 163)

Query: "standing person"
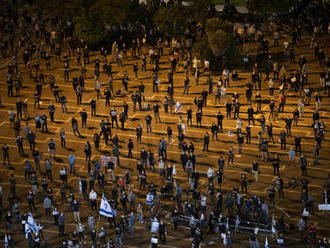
(203, 132, 210, 151)
(288, 147, 296, 166)
(145, 114, 152, 133)
(110, 109, 119, 128)
(48, 139, 56, 159)
(45, 159, 53, 180)
(72, 117, 81, 136)
(33, 149, 41, 171)
(95, 79, 101, 99)
(159, 221, 166, 244)
(275, 176, 284, 198)
(2, 144, 10, 167)
(216, 111, 224, 132)
(84, 141, 92, 162)
(273, 154, 280, 175)
(153, 103, 161, 123)
(129, 212, 136, 234)
(280, 130, 287, 150)
(246, 124, 251, 144)
(237, 133, 244, 154)
(299, 154, 308, 176)
(60, 95, 68, 112)
(89, 189, 97, 210)
(211, 123, 219, 141)
(59, 128, 66, 148)
(72, 200, 80, 223)
(127, 138, 134, 158)
(68, 152, 76, 174)
(247, 105, 255, 125)
(226, 101, 232, 119)
(252, 160, 259, 182)
(48, 102, 56, 122)
(8, 108, 15, 128)
(80, 109, 88, 128)
(58, 212, 65, 237)
(115, 226, 123, 248)
(90, 98, 97, 116)
(228, 147, 234, 166)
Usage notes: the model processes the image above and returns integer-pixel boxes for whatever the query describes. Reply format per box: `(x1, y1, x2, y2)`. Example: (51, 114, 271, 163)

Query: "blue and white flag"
(78, 179, 82, 193)
(235, 215, 240, 228)
(99, 195, 116, 217)
(25, 223, 31, 239)
(146, 193, 154, 206)
(265, 236, 269, 248)
(175, 101, 183, 113)
(4, 234, 8, 248)
(27, 213, 39, 235)
(225, 218, 229, 231)
(271, 215, 276, 234)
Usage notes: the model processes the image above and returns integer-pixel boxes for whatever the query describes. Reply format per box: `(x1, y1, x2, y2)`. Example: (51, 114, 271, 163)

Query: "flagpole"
(96, 213, 101, 233)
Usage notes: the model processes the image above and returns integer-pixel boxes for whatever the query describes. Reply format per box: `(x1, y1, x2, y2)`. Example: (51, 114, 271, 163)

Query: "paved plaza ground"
(0, 29, 329, 247)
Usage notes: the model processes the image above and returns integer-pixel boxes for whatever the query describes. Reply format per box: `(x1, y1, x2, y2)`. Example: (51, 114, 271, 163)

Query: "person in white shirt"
(207, 167, 214, 183)
(236, 117, 242, 133)
(89, 189, 97, 210)
(158, 157, 165, 177)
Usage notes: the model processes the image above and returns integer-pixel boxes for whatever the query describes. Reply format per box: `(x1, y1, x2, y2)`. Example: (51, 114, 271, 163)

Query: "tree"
(153, 4, 190, 37)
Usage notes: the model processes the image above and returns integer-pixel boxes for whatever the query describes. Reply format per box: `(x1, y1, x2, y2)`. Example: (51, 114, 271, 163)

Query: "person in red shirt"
(278, 93, 286, 113)
(308, 222, 316, 245)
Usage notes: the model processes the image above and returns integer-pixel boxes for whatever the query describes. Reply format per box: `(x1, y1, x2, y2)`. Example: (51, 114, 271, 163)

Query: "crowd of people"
(0, 0, 330, 248)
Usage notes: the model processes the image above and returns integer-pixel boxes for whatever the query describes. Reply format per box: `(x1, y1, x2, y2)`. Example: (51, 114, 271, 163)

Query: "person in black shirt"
(203, 132, 210, 151)
(293, 108, 299, 126)
(127, 138, 134, 158)
(285, 117, 293, 136)
(80, 109, 88, 128)
(72, 117, 81, 136)
(201, 89, 208, 107)
(216, 111, 224, 132)
(267, 124, 275, 143)
(2, 144, 10, 166)
(187, 108, 192, 125)
(93, 133, 100, 149)
(136, 125, 142, 143)
(273, 154, 280, 175)
(196, 111, 202, 128)
(145, 115, 152, 133)
(48, 102, 56, 122)
(226, 102, 232, 119)
(211, 123, 218, 141)
(246, 125, 251, 144)
(247, 105, 255, 125)
(16, 135, 24, 154)
(233, 101, 240, 119)
(90, 98, 97, 116)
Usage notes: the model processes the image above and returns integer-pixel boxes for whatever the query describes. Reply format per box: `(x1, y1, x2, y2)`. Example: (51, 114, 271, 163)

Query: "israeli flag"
(271, 215, 276, 234)
(27, 213, 39, 235)
(265, 236, 269, 248)
(4, 234, 8, 248)
(146, 193, 154, 206)
(99, 195, 117, 217)
(225, 218, 229, 231)
(175, 101, 183, 113)
(235, 215, 240, 228)
(78, 179, 82, 193)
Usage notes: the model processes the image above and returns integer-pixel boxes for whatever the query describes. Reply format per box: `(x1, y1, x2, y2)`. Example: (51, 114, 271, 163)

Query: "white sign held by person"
(151, 219, 159, 233)
(318, 204, 330, 211)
